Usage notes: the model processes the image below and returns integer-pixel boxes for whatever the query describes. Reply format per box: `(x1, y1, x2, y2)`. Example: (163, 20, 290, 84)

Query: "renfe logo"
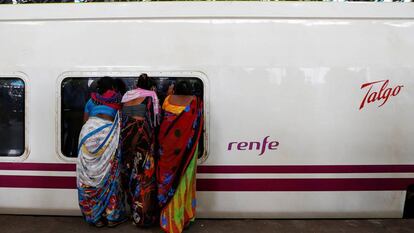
(359, 79, 403, 110)
(227, 136, 279, 156)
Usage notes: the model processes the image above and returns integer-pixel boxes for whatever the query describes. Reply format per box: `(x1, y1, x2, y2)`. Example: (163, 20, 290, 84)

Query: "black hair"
(114, 78, 127, 95)
(175, 80, 192, 96)
(96, 76, 114, 94)
(136, 73, 154, 90)
(192, 81, 203, 97)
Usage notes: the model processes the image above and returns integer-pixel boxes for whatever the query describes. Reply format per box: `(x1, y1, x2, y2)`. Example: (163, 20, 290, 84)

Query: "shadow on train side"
(404, 185, 414, 218)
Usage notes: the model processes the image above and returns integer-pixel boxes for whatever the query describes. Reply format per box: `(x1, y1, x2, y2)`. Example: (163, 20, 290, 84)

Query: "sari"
(120, 89, 159, 227)
(77, 90, 126, 226)
(157, 96, 203, 233)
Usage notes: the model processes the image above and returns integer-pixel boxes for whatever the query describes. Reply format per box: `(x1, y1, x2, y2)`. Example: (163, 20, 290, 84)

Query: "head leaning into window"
(174, 80, 192, 96)
(96, 76, 115, 95)
(136, 73, 154, 90)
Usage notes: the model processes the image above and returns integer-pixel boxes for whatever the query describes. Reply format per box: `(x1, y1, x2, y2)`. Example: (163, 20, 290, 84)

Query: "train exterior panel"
(0, 2, 413, 218)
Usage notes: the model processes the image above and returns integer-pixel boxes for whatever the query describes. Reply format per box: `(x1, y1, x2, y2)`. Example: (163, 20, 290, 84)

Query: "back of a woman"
(157, 80, 204, 233)
(76, 77, 126, 228)
(120, 74, 160, 227)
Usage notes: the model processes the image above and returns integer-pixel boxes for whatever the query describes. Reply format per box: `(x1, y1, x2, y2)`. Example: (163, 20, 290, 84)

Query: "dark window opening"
(61, 76, 205, 159)
(0, 78, 25, 157)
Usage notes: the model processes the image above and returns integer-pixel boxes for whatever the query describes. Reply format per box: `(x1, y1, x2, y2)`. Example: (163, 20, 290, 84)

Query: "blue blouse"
(84, 99, 117, 118)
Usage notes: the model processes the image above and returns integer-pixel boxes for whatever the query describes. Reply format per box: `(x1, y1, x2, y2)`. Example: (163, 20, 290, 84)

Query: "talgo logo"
(359, 80, 403, 110)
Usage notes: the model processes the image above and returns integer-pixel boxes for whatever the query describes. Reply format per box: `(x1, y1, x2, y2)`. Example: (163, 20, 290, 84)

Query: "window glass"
(61, 76, 205, 159)
(0, 78, 25, 157)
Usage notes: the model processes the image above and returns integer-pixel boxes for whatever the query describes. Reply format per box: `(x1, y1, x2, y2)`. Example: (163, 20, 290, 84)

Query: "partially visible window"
(61, 78, 90, 158)
(61, 76, 205, 159)
(0, 78, 25, 157)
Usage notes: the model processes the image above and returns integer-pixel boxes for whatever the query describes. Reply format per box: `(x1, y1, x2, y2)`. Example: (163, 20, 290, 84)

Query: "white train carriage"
(0, 2, 414, 218)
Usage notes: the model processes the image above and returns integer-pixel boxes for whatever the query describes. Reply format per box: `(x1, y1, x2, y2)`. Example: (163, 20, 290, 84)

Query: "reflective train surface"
(0, 2, 414, 218)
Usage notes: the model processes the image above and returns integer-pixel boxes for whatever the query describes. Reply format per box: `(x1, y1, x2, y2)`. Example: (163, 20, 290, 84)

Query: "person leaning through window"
(157, 80, 204, 233)
(76, 76, 127, 228)
(120, 73, 160, 227)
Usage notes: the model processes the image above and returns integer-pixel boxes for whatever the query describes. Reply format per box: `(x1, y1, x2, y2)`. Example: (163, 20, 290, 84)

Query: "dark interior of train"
(0, 78, 25, 157)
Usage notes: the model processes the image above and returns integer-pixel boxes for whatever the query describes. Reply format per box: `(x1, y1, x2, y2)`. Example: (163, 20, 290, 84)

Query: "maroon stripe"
(1, 175, 414, 191)
(197, 178, 414, 191)
(0, 163, 76, 171)
(2, 163, 414, 174)
(197, 165, 414, 174)
(0, 175, 76, 189)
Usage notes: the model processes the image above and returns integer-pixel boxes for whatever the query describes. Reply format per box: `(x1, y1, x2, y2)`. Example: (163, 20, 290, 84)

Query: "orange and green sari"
(157, 96, 203, 233)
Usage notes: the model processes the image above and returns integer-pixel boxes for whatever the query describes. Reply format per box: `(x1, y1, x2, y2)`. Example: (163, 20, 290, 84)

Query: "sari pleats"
(77, 113, 126, 224)
(160, 146, 198, 233)
(157, 97, 203, 233)
(121, 97, 158, 227)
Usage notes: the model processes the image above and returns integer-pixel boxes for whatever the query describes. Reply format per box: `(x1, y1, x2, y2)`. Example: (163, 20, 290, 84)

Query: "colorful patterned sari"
(121, 95, 159, 227)
(157, 97, 203, 233)
(77, 112, 126, 225)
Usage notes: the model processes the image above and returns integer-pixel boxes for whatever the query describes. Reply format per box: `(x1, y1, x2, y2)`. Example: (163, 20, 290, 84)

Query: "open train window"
(60, 75, 206, 161)
(0, 78, 25, 157)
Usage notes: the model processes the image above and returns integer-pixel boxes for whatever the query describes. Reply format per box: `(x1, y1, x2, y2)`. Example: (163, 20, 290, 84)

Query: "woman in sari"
(157, 80, 204, 233)
(120, 74, 160, 227)
(77, 77, 127, 227)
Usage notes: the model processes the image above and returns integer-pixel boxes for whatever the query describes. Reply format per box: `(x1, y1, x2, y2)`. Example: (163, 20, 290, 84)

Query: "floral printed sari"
(157, 97, 203, 233)
(77, 112, 126, 225)
(120, 96, 159, 227)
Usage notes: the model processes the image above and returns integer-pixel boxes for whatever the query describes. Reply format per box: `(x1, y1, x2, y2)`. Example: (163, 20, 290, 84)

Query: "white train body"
(0, 2, 414, 218)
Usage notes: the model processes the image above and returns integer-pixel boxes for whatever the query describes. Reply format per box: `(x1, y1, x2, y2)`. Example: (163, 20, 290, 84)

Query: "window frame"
(0, 73, 29, 161)
(57, 71, 209, 163)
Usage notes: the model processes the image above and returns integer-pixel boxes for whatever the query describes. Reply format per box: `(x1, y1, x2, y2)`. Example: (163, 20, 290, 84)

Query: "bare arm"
(83, 112, 89, 123)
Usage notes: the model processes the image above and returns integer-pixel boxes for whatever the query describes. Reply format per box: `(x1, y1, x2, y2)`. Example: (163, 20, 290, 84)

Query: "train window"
(60, 76, 206, 160)
(0, 78, 25, 157)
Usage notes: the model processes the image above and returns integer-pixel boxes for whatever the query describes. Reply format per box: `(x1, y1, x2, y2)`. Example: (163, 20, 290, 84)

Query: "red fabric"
(91, 90, 122, 110)
(157, 98, 203, 207)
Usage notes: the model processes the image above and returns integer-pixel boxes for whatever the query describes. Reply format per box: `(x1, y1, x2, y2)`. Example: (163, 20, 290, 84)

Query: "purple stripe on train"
(3, 163, 414, 174)
(1, 175, 414, 191)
